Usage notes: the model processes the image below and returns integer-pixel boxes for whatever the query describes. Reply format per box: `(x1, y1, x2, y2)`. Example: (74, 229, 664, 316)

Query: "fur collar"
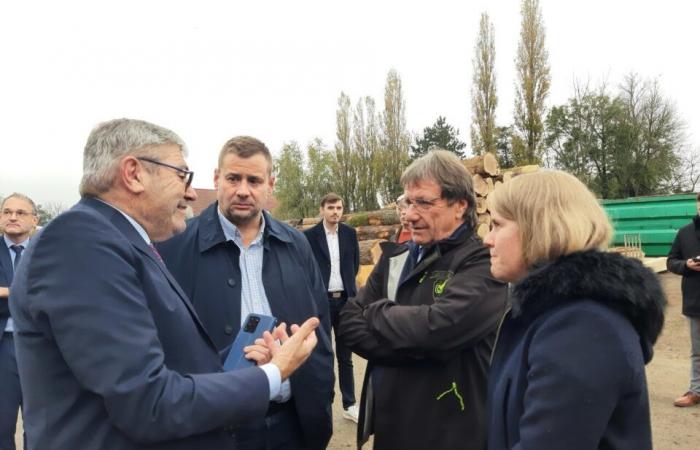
(511, 250, 666, 346)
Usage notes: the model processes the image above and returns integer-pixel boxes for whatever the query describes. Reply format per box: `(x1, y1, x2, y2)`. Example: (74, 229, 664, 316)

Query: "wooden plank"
(643, 257, 667, 273)
(370, 240, 384, 265)
(356, 265, 375, 287)
(359, 239, 384, 265)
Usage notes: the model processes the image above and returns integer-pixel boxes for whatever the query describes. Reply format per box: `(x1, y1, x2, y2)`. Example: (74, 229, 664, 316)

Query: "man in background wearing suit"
(158, 136, 334, 450)
(0, 193, 38, 450)
(10, 119, 319, 450)
(303, 193, 360, 423)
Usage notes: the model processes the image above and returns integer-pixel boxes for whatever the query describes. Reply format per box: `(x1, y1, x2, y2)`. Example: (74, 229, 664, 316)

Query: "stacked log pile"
(463, 152, 538, 239)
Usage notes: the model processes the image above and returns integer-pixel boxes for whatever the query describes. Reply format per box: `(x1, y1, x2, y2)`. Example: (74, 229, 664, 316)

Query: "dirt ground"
(14, 272, 699, 449)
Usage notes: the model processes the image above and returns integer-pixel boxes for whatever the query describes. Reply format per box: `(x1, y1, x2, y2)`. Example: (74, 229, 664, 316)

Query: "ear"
(119, 156, 146, 194)
(456, 199, 468, 219)
(268, 175, 276, 193)
(213, 168, 220, 189)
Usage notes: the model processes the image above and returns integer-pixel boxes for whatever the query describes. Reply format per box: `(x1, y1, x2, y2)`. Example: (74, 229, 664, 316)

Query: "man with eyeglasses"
(338, 150, 507, 450)
(9, 119, 321, 450)
(0, 193, 38, 450)
(158, 136, 334, 450)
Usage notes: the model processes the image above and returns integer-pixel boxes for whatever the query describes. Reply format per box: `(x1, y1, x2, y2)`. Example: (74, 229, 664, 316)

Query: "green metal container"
(601, 194, 697, 256)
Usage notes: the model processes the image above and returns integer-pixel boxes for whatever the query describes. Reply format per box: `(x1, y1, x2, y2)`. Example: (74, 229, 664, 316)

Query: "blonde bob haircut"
(489, 170, 612, 266)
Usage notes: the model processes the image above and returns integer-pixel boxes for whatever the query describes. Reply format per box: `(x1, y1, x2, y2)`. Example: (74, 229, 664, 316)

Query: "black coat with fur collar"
(487, 251, 665, 450)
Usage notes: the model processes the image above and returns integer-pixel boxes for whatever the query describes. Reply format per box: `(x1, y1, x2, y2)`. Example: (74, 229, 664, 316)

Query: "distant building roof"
(191, 189, 217, 216)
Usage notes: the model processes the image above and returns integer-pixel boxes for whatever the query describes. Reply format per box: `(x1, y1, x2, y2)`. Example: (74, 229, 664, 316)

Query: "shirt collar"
(217, 208, 266, 245)
(95, 198, 151, 245)
(4, 235, 30, 250)
(323, 221, 338, 235)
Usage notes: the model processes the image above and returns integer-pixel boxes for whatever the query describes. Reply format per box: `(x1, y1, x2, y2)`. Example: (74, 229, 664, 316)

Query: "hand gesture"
(263, 318, 319, 380)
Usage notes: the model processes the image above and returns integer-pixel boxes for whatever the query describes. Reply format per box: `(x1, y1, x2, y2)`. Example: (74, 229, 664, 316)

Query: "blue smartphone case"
(223, 314, 277, 371)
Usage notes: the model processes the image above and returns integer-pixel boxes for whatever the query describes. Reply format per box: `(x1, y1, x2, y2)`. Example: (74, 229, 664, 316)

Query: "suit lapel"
(83, 198, 216, 348)
(315, 223, 331, 262)
(338, 224, 349, 257)
(0, 243, 12, 323)
(0, 242, 12, 283)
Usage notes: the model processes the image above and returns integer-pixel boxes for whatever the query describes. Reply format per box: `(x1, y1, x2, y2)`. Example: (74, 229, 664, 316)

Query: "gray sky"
(2, 0, 698, 207)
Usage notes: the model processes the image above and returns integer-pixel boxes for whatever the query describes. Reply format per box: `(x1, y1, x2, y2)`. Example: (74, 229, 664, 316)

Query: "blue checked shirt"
(217, 209, 291, 402)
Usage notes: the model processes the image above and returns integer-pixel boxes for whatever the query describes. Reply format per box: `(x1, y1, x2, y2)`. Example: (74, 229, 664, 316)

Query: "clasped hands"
(243, 317, 320, 380)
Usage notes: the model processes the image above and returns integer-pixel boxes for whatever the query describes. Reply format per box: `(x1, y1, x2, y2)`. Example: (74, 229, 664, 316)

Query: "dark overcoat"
(487, 251, 666, 450)
(158, 202, 335, 450)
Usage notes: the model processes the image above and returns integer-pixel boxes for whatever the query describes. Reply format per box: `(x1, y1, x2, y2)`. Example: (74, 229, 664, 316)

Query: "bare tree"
(471, 12, 498, 155)
(616, 73, 683, 197)
(35, 201, 67, 226)
(662, 144, 699, 193)
(513, 0, 550, 164)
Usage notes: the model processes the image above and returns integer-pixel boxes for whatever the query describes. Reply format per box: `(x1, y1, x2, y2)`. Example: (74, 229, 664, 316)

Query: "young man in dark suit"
(0, 193, 38, 450)
(303, 193, 360, 422)
(10, 119, 319, 450)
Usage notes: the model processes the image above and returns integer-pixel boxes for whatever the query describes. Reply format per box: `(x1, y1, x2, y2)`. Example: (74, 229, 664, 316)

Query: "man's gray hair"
(79, 118, 188, 196)
(400, 149, 477, 230)
(1, 192, 37, 214)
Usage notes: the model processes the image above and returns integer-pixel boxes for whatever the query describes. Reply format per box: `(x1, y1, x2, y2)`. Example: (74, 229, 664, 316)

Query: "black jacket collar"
(197, 202, 292, 253)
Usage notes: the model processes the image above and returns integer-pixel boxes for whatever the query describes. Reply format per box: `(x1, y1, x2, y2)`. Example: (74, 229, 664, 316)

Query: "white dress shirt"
(324, 223, 345, 293)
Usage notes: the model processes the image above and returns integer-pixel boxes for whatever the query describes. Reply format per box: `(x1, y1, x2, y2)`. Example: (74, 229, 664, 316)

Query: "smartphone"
(223, 314, 277, 371)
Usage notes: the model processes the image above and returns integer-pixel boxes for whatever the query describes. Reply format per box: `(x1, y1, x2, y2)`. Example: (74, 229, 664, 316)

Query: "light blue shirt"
(217, 210, 272, 322)
(101, 200, 281, 400)
(4, 235, 29, 332)
(217, 208, 291, 402)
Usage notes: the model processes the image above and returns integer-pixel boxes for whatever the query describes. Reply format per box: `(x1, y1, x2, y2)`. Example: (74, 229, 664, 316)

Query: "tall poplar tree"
(513, 0, 550, 164)
(332, 92, 358, 211)
(353, 96, 381, 211)
(379, 69, 411, 205)
(471, 12, 498, 155)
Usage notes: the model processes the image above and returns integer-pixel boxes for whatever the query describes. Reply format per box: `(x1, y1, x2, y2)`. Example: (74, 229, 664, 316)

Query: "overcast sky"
(1, 0, 698, 207)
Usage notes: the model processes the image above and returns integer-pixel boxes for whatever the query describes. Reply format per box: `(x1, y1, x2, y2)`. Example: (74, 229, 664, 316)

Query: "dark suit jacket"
(157, 203, 335, 450)
(0, 240, 13, 338)
(9, 197, 270, 450)
(303, 221, 360, 297)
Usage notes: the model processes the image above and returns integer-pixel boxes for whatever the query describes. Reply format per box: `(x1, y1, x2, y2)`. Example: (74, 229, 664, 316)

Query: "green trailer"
(602, 194, 697, 256)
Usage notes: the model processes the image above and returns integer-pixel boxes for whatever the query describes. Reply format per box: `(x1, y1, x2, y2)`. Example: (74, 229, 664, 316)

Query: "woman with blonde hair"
(484, 170, 665, 450)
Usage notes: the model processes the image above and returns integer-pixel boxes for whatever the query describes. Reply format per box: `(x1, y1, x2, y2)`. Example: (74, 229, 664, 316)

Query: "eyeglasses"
(137, 157, 194, 188)
(404, 196, 443, 212)
(1, 209, 34, 218)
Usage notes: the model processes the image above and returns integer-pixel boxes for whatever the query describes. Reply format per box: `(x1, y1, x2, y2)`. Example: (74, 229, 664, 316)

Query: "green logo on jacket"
(429, 271, 454, 297)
